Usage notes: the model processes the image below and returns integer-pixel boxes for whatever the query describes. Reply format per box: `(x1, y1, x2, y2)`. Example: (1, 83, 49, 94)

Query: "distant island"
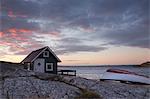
(140, 61, 150, 67)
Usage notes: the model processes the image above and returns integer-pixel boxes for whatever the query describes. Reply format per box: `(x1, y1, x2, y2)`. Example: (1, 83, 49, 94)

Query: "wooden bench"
(58, 70, 76, 76)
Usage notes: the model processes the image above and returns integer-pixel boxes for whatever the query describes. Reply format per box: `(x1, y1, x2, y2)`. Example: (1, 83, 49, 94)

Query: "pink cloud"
(8, 11, 17, 18)
(7, 28, 33, 39)
(19, 29, 32, 33)
(46, 31, 60, 38)
(8, 28, 17, 33)
(50, 32, 59, 36)
(8, 28, 32, 33)
(8, 11, 28, 18)
(0, 31, 4, 37)
(0, 27, 62, 55)
(0, 29, 33, 54)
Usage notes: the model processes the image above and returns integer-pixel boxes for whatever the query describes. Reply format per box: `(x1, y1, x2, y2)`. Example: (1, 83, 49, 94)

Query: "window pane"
(47, 65, 51, 69)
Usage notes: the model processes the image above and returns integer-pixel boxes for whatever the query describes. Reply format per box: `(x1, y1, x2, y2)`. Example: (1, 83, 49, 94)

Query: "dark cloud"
(94, 17, 149, 48)
(88, 0, 149, 48)
(1, 0, 40, 18)
(55, 37, 107, 55)
(1, 16, 39, 31)
(58, 37, 82, 44)
(56, 44, 106, 55)
(0, 0, 149, 56)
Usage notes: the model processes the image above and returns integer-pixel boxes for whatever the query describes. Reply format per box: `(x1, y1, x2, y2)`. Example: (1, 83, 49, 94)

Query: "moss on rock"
(75, 89, 102, 99)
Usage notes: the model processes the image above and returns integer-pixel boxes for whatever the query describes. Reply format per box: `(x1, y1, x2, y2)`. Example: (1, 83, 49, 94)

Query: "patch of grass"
(75, 89, 102, 99)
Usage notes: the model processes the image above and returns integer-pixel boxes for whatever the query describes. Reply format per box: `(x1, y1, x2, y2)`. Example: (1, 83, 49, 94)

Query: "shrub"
(75, 89, 102, 99)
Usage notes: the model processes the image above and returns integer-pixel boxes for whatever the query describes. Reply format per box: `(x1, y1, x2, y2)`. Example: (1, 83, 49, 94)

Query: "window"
(43, 51, 49, 57)
(46, 63, 53, 71)
(27, 63, 31, 70)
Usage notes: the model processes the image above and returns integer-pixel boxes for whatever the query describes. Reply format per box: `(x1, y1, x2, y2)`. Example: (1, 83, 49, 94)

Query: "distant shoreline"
(58, 65, 140, 67)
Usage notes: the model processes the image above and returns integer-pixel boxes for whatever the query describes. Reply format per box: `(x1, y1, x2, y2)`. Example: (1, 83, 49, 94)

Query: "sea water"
(58, 65, 150, 79)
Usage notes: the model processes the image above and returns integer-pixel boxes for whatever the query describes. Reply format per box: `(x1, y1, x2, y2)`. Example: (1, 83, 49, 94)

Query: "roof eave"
(58, 60, 61, 62)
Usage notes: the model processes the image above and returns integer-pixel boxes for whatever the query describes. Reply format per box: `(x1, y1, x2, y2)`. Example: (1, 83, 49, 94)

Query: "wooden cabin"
(21, 46, 61, 74)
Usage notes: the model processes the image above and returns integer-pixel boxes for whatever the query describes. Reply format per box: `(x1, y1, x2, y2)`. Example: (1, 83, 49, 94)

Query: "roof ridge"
(32, 46, 47, 52)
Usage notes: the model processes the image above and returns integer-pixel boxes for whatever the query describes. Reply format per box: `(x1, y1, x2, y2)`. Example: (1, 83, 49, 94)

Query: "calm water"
(58, 65, 150, 79)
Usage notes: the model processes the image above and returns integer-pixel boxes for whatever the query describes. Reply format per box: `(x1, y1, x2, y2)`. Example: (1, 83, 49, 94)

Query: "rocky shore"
(0, 69, 149, 99)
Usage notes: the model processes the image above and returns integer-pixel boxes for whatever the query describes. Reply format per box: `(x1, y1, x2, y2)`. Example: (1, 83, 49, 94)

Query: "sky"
(0, 0, 149, 65)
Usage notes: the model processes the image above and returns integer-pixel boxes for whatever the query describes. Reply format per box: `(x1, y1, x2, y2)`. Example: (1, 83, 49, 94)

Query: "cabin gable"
(21, 46, 61, 74)
(35, 48, 58, 74)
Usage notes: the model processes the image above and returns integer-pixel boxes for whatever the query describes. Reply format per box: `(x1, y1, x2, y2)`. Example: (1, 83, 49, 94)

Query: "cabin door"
(34, 58, 45, 73)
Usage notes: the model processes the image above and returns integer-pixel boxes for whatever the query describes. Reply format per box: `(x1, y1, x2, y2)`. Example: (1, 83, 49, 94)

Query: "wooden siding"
(32, 49, 58, 74)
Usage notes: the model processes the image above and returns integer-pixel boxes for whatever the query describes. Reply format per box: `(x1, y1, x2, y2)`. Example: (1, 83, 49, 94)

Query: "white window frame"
(43, 51, 49, 57)
(46, 63, 53, 71)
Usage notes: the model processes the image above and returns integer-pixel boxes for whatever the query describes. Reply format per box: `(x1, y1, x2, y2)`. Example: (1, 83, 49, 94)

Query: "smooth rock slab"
(1, 69, 149, 99)
(3, 76, 80, 99)
(63, 76, 150, 99)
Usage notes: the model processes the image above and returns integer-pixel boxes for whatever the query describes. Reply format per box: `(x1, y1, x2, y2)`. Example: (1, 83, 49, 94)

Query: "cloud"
(56, 44, 106, 55)
(0, 28, 44, 55)
(1, 16, 39, 31)
(0, 0, 149, 56)
(1, 0, 40, 18)
(55, 37, 107, 54)
(0, 31, 4, 37)
(87, 0, 149, 48)
(92, 14, 149, 48)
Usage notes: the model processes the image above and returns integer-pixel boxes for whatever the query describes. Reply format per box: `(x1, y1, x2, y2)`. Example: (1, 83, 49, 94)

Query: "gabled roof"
(21, 46, 61, 63)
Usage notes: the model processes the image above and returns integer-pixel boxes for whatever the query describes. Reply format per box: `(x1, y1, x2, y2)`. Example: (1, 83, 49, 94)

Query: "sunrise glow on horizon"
(0, 0, 149, 65)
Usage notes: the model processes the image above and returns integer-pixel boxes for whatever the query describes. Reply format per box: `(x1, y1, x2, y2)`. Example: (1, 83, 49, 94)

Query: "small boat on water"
(101, 69, 150, 84)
